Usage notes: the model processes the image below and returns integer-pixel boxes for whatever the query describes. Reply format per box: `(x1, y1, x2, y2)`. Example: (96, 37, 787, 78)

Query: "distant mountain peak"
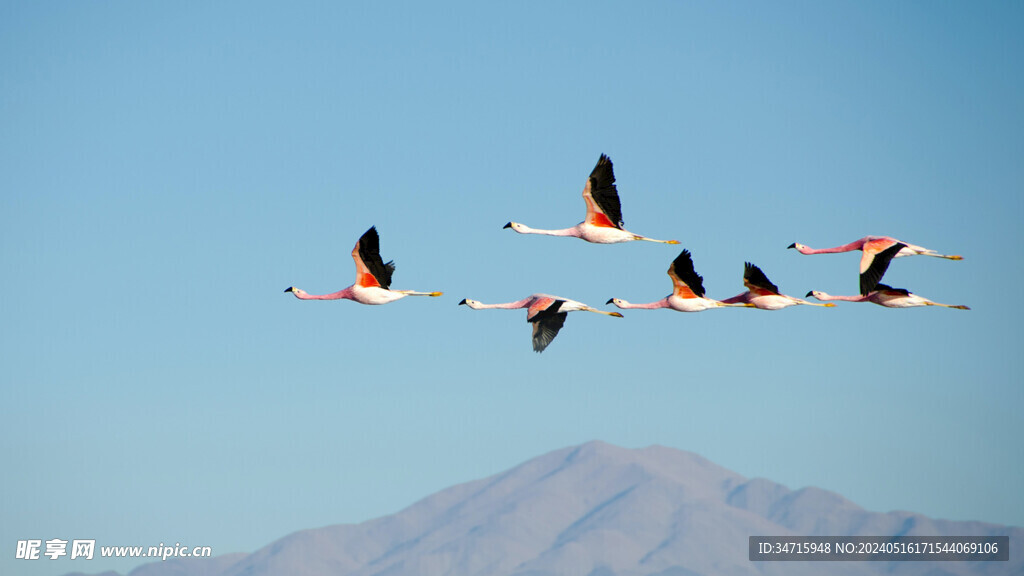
(65, 441, 1022, 576)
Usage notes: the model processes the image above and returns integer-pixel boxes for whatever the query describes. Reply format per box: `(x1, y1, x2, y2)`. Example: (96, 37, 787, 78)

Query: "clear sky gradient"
(2, 3, 1022, 576)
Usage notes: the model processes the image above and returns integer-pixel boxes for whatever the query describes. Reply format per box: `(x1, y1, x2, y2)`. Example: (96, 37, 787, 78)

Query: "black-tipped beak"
(606, 298, 615, 305)
(787, 243, 796, 249)
(503, 222, 512, 229)
(458, 299, 467, 305)
(805, 291, 814, 298)
(284, 287, 294, 293)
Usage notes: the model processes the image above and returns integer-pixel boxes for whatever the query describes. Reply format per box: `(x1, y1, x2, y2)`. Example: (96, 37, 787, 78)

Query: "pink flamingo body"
(719, 262, 834, 310)
(459, 293, 622, 352)
(285, 226, 442, 305)
(607, 249, 753, 312)
(788, 236, 962, 294)
(505, 154, 678, 244)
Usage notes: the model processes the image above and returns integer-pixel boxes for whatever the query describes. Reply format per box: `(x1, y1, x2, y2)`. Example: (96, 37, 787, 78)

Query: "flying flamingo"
(787, 236, 962, 295)
(805, 243, 969, 309)
(458, 294, 622, 352)
(806, 287, 970, 310)
(606, 249, 754, 312)
(719, 262, 834, 309)
(504, 154, 679, 244)
(285, 226, 442, 305)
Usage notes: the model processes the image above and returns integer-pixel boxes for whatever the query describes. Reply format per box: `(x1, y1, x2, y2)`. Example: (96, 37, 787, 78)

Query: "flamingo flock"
(286, 155, 968, 352)
(607, 249, 754, 312)
(805, 242, 970, 309)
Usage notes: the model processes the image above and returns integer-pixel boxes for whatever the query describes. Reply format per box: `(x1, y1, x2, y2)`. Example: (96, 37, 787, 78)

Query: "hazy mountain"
(67, 441, 1021, 576)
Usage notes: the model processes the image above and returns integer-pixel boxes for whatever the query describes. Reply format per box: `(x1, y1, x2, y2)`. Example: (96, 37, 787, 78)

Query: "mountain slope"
(69, 441, 1022, 576)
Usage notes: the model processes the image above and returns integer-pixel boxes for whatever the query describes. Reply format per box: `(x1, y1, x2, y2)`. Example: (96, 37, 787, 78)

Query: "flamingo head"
(284, 287, 307, 298)
(788, 242, 810, 254)
(504, 221, 525, 233)
(606, 298, 627, 308)
(805, 290, 826, 300)
(459, 298, 482, 309)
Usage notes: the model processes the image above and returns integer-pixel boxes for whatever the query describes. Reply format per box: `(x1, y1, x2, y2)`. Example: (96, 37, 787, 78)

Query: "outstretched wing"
(742, 262, 780, 295)
(860, 242, 905, 295)
(667, 249, 706, 299)
(526, 298, 566, 352)
(352, 226, 396, 289)
(530, 307, 568, 353)
(581, 154, 624, 229)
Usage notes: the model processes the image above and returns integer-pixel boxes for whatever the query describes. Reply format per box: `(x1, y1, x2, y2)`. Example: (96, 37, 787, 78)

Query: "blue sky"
(2, 2, 1022, 575)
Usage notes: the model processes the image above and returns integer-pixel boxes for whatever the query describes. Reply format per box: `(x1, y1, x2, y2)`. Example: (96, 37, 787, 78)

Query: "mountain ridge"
(64, 441, 1021, 576)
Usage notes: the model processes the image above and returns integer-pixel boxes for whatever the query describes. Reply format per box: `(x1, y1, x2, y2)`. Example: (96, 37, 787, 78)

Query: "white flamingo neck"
(815, 292, 865, 302)
(800, 239, 866, 254)
(466, 298, 532, 310)
(615, 299, 669, 310)
(514, 223, 582, 238)
(289, 287, 354, 300)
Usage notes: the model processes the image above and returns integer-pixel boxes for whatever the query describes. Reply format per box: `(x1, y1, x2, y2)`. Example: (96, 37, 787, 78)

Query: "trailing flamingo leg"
(581, 307, 624, 318)
(926, 302, 970, 310)
(632, 235, 680, 244)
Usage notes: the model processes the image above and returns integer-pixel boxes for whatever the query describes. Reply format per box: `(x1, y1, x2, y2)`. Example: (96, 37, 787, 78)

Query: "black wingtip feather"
(529, 300, 567, 353)
(588, 154, 624, 228)
(357, 226, 395, 289)
(531, 312, 567, 353)
(874, 283, 911, 296)
(743, 262, 779, 294)
(669, 249, 706, 298)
